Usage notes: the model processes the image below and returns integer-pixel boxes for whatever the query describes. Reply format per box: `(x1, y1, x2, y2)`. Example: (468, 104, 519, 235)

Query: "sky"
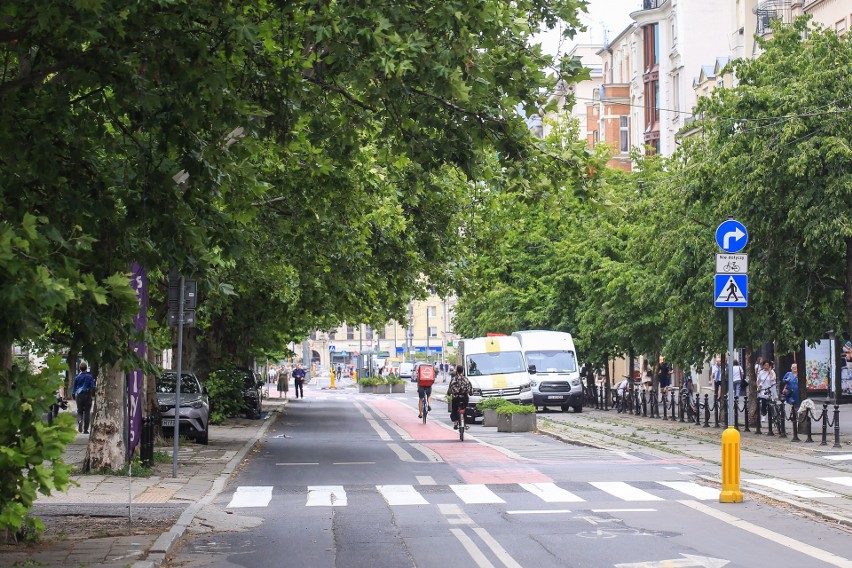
(532, 0, 638, 58)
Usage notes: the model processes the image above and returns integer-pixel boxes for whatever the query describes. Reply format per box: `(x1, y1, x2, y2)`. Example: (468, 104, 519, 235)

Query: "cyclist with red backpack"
(416, 363, 436, 418)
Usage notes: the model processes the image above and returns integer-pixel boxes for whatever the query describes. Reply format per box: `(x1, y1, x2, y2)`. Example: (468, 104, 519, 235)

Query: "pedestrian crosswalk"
(226, 480, 722, 509)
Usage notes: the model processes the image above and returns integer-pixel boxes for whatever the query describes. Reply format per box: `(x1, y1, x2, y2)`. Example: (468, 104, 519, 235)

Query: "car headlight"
(529, 380, 538, 387)
(571, 379, 581, 387)
(521, 383, 532, 392)
(472, 388, 482, 397)
(159, 405, 171, 413)
(190, 400, 204, 409)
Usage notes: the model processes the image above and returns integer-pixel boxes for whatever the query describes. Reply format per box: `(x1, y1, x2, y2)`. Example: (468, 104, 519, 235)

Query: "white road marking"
(680, 500, 852, 568)
(657, 481, 719, 501)
(820, 476, 852, 488)
(824, 454, 852, 461)
(417, 476, 436, 485)
(439, 503, 475, 525)
(472, 527, 524, 568)
(590, 481, 664, 502)
(449, 528, 496, 568)
(614, 554, 729, 568)
(520, 482, 585, 503)
(506, 509, 573, 515)
(743, 478, 836, 498)
(451, 484, 505, 504)
(306, 485, 348, 507)
(387, 443, 418, 462)
(410, 443, 444, 463)
(333, 462, 375, 465)
(226, 486, 273, 508)
(377, 485, 429, 506)
(591, 508, 657, 513)
(275, 462, 318, 466)
(356, 403, 392, 440)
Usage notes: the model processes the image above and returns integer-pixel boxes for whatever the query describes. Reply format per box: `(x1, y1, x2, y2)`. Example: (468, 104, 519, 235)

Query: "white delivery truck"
(455, 335, 534, 419)
(512, 330, 583, 413)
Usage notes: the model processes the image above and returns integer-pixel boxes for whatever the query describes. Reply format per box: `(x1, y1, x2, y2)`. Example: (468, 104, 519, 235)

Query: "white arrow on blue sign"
(715, 219, 748, 253)
(714, 274, 748, 307)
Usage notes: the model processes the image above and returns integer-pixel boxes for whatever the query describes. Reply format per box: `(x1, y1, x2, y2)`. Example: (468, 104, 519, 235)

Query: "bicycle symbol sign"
(715, 253, 748, 274)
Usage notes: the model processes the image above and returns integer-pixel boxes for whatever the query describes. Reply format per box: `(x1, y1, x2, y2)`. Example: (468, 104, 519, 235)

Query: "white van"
(512, 330, 583, 413)
(456, 335, 533, 417)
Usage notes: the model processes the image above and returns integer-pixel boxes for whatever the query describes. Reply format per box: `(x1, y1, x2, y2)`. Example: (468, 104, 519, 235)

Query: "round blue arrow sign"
(715, 219, 748, 253)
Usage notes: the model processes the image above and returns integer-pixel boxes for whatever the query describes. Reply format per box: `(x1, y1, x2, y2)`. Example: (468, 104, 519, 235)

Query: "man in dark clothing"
(292, 363, 306, 399)
(657, 357, 671, 390)
(72, 363, 95, 434)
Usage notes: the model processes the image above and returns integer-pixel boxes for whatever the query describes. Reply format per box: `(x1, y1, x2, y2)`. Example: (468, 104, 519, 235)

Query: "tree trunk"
(0, 342, 11, 374)
(846, 237, 852, 344)
(746, 346, 758, 427)
(83, 360, 126, 472)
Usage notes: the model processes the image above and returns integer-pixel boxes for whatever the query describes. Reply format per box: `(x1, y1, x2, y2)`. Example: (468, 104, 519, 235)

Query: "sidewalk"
(0, 397, 286, 568)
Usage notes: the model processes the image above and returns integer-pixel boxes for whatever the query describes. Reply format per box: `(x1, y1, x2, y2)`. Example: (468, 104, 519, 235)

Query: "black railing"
(642, 0, 664, 9)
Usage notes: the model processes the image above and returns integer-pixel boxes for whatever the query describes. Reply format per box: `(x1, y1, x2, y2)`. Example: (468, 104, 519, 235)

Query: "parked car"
(399, 362, 415, 382)
(157, 371, 210, 444)
(211, 367, 264, 420)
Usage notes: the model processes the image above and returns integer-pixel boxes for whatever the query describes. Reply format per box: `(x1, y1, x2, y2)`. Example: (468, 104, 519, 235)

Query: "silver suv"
(157, 371, 210, 445)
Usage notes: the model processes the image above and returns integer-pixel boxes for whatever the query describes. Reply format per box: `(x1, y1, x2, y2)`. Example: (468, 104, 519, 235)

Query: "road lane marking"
(506, 509, 573, 515)
(226, 486, 273, 508)
(451, 484, 505, 504)
(306, 485, 348, 507)
(356, 403, 392, 440)
(521, 482, 585, 503)
(377, 485, 429, 506)
(591, 508, 657, 513)
(657, 481, 719, 501)
(449, 528, 496, 568)
(275, 462, 318, 466)
(820, 476, 852, 488)
(473, 527, 523, 568)
(824, 454, 852, 461)
(590, 482, 664, 502)
(679, 500, 852, 568)
(417, 476, 436, 485)
(743, 478, 836, 498)
(333, 462, 375, 465)
(439, 503, 475, 525)
(410, 443, 444, 463)
(387, 443, 418, 462)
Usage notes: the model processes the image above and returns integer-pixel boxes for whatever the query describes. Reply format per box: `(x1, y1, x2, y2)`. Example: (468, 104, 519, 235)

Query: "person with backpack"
(71, 362, 95, 434)
(415, 362, 436, 418)
(781, 363, 801, 412)
(448, 365, 473, 429)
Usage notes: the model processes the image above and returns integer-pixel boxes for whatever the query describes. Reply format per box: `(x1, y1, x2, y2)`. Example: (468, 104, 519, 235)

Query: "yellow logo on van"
(486, 338, 501, 353)
(492, 374, 508, 388)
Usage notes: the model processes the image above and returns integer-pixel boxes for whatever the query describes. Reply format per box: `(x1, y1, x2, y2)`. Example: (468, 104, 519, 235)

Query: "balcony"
(640, 0, 664, 8)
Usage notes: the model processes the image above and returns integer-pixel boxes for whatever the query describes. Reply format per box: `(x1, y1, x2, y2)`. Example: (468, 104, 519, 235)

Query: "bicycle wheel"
(459, 414, 464, 441)
(422, 397, 427, 424)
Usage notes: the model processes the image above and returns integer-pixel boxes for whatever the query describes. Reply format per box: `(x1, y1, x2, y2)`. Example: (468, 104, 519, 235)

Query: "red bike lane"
(371, 399, 552, 484)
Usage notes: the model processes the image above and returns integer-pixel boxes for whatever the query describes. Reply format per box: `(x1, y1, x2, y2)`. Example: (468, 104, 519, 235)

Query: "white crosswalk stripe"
(226, 486, 273, 508)
(744, 478, 836, 498)
(378, 485, 430, 506)
(819, 476, 852, 489)
(307, 485, 348, 506)
(520, 482, 585, 503)
(589, 481, 664, 502)
(823, 454, 852, 462)
(451, 484, 505, 504)
(656, 481, 719, 501)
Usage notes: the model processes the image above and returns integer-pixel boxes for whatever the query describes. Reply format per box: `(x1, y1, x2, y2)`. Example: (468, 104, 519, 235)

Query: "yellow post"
(330, 372, 336, 389)
(720, 426, 743, 503)
(353, 370, 358, 382)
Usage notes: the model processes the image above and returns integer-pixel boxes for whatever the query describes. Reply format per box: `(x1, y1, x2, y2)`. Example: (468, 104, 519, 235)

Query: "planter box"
(358, 384, 377, 394)
(483, 408, 498, 427)
(497, 412, 537, 432)
(375, 384, 391, 394)
(390, 383, 406, 393)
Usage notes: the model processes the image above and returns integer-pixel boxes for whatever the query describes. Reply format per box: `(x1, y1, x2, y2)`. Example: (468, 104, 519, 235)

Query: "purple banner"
(128, 262, 147, 459)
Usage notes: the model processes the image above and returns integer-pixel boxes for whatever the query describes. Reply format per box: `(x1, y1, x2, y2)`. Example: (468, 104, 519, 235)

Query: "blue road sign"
(329, 345, 336, 351)
(715, 274, 748, 307)
(715, 219, 748, 253)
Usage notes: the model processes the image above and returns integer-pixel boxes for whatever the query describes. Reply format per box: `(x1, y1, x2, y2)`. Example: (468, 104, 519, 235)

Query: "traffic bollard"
(834, 405, 842, 448)
(720, 426, 743, 503)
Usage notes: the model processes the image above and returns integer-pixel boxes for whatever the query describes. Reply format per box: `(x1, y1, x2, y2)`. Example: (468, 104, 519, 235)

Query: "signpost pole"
(172, 275, 184, 478)
(728, 308, 734, 426)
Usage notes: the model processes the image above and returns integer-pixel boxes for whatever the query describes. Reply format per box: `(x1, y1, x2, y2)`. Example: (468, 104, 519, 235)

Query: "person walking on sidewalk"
(757, 359, 776, 422)
(711, 356, 723, 399)
(657, 357, 671, 390)
(277, 366, 290, 399)
(781, 363, 801, 412)
(292, 363, 306, 399)
(732, 359, 745, 397)
(71, 363, 95, 434)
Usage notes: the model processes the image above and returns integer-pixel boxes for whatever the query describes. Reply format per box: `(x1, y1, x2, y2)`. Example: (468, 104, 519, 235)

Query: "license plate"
(162, 419, 175, 427)
(547, 395, 564, 400)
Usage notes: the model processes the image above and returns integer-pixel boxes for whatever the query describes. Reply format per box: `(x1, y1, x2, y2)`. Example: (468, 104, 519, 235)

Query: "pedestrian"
(71, 362, 95, 434)
(277, 366, 290, 399)
(292, 363, 306, 399)
(754, 356, 764, 381)
(711, 356, 722, 399)
(781, 363, 801, 412)
(448, 365, 473, 429)
(757, 359, 776, 422)
(732, 359, 745, 397)
(657, 356, 671, 390)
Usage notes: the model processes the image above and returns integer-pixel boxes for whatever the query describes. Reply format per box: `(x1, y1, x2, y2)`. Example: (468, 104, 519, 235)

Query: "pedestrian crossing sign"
(715, 274, 748, 307)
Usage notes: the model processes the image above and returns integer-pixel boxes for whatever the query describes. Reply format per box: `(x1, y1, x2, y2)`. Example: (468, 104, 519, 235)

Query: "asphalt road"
(164, 389, 852, 568)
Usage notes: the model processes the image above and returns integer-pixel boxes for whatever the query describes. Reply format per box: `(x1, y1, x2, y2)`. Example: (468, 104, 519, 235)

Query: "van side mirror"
(528, 365, 537, 375)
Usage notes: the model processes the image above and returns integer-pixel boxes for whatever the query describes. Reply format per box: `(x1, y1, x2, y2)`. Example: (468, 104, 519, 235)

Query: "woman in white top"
(732, 360, 744, 397)
(756, 360, 776, 420)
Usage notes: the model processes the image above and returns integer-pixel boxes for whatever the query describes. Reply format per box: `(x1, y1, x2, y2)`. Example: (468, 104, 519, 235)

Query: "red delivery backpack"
(418, 365, 435, 386)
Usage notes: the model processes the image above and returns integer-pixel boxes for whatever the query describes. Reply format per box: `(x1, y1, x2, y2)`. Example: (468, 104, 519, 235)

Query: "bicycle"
(723, 261, 740, 272)
(420, 392, 428, 424)
(457, 406, 466, 441)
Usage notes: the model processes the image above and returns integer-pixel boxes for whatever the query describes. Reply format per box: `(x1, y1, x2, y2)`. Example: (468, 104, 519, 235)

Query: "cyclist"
(448, 365, 473, 429)
(416, 362, 436, 418)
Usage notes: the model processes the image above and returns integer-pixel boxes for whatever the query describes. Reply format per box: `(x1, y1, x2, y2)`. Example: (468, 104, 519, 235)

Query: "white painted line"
(506, 509, 573, 515)
(410, 443, 444, 463)
(820, 477, 852, 488)
(377, 485, 429, 506)
(306, 485, 348, 507)
(275, 462, 318, 466)
(417, 476, 437, 485)
(451, 484, 505, 504)
(473, 527, 524, 568)
(333, 462, 375, 465)
(679, 500, 852, 568)
(449, 528, 496, 568)
(824, 454, 852, 461)
(657, 481, 719, 501)
(387, 443, 418, 463)
(590, 482, 664, 502)
(743, 478, 836, 498)
(356, 403, 392, 440)
(439, 503, 463, 515)
(520, 482, 585, 503)
(226, 486, 273, 508)
(591, 508, 657, 513)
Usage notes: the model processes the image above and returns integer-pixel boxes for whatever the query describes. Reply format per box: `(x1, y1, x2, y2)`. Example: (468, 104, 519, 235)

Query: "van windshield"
(466, 351, 526, 376)
(525, 350, 577, 373)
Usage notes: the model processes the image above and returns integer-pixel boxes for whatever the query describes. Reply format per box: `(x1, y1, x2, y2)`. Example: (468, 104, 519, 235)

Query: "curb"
(132, 402, 286, 568)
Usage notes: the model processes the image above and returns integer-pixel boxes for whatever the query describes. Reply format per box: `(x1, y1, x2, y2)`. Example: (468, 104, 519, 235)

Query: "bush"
(358, 377, 382, 387)
(206, 368, 247, 424)
(496, 403, 535, 415)
(384, 373, 404, 385)
(476, 397, 510, 410)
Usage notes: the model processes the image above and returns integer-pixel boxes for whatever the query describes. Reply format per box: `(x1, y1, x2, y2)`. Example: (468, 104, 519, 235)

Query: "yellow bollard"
(330, 372, 336, 389)
(353, 371, 358, 382)
(719, 426, 744, 503)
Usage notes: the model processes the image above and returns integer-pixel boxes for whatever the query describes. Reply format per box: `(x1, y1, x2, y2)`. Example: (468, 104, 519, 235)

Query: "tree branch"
(0, 60, 76, 96)
(303, 75, 376, 113)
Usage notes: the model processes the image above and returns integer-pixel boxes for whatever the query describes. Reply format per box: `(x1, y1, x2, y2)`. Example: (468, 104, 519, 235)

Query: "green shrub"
(496, 404, 535, 415)
(385, 373, 404, 385)
(476, 397, 510, 410)
(206, 368, 247, 424)
(358, 377, 382, 387)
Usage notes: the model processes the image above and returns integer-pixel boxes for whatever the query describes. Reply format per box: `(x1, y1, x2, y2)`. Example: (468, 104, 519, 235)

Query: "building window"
(365, 326, 374, 340)
(347, 325, 354, 340)
(593, 130, 599, 144)
(329, 330, 337, 340)
(428, 326, 438, 338)
(427, 306, 437, 317)
(619, 116, 629, 153)
(836, 18, 848, 35)
(672, 74, 679, 117)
